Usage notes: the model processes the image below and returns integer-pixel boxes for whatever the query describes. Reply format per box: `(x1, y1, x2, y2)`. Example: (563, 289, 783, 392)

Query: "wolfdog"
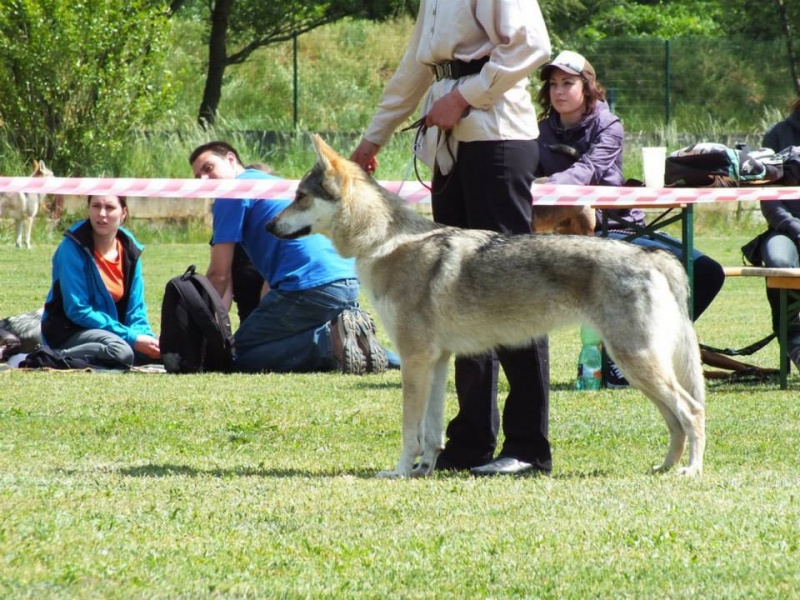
(267, 135, 706, 478)
(0, 159, 53, 248)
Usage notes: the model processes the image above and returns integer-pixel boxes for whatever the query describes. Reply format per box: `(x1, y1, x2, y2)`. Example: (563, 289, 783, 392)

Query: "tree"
(169, 0, 415, 126)
(545, 0, 800, 100)
(0, 0, 174, 176)
(775, 0, 800, 95)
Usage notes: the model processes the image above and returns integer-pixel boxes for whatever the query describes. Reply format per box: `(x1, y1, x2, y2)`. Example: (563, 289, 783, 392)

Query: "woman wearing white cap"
(535, 50, 725, 385)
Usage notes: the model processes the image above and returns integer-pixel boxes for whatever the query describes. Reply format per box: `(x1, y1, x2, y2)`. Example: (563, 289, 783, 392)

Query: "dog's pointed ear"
(32, 159, 40, 172)
(309, 133, 356, 197)
(310, 134, 339, 172)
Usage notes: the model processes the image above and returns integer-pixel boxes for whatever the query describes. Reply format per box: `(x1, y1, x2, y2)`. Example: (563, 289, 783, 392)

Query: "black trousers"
(431, 139, 552, 470)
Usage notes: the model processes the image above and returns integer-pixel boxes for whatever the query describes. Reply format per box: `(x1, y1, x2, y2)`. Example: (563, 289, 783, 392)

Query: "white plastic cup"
(641, 146, 667, 188)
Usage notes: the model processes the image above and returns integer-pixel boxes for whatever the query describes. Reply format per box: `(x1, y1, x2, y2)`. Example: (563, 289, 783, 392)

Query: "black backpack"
(160, 265, 234, 373)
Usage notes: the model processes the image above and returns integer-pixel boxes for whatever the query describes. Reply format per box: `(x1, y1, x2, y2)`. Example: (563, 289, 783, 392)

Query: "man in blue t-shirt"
(189, 140, 397, 374)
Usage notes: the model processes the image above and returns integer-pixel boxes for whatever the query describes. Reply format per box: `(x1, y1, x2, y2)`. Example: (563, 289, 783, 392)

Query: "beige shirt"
(363, 0, 551, 173)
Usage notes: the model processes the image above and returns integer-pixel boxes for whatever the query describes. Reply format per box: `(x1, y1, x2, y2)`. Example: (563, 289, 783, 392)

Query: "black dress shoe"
(470, 457, 549, 477)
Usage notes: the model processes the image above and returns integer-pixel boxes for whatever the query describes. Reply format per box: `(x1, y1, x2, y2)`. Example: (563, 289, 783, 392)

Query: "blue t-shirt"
(212, 169, 356, 291)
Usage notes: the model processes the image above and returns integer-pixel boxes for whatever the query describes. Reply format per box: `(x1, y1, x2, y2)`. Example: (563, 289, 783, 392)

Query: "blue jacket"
(41, 220, 155, 349)
(536, 100, 644, 230)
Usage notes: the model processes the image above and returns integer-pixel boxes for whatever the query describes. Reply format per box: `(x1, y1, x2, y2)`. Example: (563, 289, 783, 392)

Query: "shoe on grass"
(330, 309, 367, 375)
(352, 308, 388, 373)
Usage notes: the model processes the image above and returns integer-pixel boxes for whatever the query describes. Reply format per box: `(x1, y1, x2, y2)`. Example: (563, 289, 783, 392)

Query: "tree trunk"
(197, 0, 233, 127)
(776, 0, 800, 96)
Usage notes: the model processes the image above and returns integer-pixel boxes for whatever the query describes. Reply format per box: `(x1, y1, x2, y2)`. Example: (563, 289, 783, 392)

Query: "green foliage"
(0, 0, 175, 176)
(574, 0, 724, 40)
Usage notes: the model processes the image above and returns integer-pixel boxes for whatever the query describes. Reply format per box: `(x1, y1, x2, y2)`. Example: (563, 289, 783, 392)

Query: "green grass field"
(1, 219, 799, 598)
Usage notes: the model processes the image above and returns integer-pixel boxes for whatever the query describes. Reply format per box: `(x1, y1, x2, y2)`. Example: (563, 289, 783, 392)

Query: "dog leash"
(700, 333, 776, 357)
(400, 116, 457, 195)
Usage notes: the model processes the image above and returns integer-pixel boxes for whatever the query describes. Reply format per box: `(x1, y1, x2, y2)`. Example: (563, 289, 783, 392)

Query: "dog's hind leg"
(607, 346, 705, 476)
(648, 396, 687, 472)
(645, 382, 704, 476)
(410, 353, 450, 477)
(377, 350, 442, 479)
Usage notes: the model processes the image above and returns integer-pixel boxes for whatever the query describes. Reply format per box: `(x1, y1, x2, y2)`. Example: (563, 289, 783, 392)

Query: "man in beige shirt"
(352, 0, 553, 477)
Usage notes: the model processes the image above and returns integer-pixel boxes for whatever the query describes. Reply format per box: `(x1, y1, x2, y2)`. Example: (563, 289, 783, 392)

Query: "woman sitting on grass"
(41, 195, 160, 368)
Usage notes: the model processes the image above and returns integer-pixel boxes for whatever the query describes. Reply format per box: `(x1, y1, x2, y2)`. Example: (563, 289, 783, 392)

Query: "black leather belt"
(432, 57, 489, 81)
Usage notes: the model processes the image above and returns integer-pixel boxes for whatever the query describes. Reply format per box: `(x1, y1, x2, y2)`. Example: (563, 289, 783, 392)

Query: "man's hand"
(425, 88, 470, 131)
(351, 139, 381, 174)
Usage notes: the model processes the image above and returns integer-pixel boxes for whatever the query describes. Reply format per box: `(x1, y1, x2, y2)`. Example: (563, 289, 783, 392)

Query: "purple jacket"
(536, 100, 645, 229)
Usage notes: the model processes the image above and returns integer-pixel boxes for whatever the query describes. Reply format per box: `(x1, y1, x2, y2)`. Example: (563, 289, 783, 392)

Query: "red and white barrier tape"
(1, 176, 799, 205)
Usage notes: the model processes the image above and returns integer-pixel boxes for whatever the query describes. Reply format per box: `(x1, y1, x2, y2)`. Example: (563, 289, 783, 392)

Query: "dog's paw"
(410, 461, 434, 477)
(651, 463, 672, 475)
(376, 469, 405, 479)
(677, 465, 702, 477)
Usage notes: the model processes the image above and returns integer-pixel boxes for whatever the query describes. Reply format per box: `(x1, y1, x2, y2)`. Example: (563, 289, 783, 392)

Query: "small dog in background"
(0, 308, 43, 360)
(0, 159, 54, 248)
(531, 204, 596, 235)
(531, 143, 597, 236)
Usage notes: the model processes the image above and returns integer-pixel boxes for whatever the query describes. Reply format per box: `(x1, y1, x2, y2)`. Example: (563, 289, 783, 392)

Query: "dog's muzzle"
(265, 218, 311, 240)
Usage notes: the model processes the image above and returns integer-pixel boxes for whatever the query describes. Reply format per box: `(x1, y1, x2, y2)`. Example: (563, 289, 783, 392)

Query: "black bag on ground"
(160, 265, 234, 373)
(18, 346, 92, 370)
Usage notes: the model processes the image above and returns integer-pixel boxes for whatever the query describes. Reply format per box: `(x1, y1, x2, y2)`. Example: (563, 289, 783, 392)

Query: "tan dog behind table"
(266, 135, 706, 478)
(531, 204, 596, 235)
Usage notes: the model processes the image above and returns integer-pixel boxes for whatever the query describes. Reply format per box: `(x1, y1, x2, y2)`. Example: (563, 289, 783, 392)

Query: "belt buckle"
(433, 62, 453, 81)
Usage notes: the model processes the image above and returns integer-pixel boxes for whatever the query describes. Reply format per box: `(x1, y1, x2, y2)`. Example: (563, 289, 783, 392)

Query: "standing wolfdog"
(267, 135, 706, 478)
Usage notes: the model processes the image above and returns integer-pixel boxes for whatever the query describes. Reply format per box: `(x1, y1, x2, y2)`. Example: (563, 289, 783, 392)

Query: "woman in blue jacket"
(41, 195, 160, 367)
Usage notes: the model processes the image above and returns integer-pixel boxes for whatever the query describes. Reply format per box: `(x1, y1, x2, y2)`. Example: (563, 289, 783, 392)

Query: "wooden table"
(723, 266, 800, 389)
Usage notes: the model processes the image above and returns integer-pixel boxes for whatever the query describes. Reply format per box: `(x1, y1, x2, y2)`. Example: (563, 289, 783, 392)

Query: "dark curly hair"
(536, 72, 607, 122)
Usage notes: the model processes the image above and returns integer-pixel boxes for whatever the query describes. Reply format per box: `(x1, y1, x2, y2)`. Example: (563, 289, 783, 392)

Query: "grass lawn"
(0, 213, 798, 598)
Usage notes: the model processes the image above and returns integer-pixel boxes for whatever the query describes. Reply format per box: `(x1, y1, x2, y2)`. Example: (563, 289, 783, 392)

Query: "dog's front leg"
(24, 216, 34, 249)
(377, 354, 437, 479)
(410, 353, 450, 477)
(14, 219, 24, 248)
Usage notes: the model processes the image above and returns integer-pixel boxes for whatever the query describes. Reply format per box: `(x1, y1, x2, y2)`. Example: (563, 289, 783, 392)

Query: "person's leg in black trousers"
(431, 139, 552, 473)
(431, 146, 499, 468)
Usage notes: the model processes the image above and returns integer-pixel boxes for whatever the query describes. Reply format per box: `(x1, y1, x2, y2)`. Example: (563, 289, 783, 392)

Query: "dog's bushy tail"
(652, 250, 706, 404)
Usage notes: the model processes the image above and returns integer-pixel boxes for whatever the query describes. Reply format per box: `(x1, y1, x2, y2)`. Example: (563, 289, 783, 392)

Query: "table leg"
(780, 288, 788, 390)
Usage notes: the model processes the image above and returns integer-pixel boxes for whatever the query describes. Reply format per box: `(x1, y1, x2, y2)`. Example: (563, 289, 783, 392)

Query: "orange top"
(94, 239, 125, 302)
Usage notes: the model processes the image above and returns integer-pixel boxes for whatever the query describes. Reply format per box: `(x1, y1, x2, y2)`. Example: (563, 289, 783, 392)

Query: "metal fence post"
(665, 38, 671, 126)
(293, 30, 299, 131)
